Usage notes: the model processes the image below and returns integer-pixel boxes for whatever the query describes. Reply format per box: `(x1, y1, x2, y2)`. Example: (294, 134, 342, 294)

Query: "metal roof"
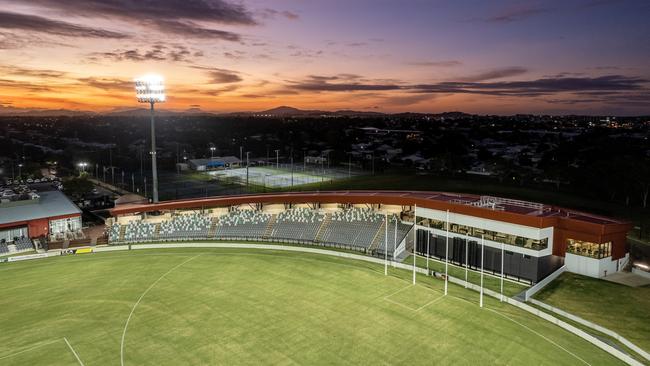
(0, 190, 81, 226)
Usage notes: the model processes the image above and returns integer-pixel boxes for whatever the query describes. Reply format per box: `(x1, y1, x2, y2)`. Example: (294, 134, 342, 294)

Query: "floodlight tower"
(135, 74, 165, 203)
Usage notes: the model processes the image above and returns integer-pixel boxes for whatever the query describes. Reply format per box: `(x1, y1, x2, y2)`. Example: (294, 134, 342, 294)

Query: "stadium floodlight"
(135, 74, 165, 103)
(413, 204, 417, 285)
(444, 209, 449, 296)
(134, 74, 165, 203)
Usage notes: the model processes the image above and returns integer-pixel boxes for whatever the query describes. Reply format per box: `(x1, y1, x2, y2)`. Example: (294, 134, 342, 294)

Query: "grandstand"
(270, 207, 325, 242)
(320, 208, 384, 250)
(159, 213, 211, 239)
(108, 191, 633, 282)
(106, 206, 413, 257)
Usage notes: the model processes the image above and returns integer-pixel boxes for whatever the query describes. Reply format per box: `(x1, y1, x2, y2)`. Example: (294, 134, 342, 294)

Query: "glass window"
(49, 217, 82, 234)
(566, 239, 611, 259)
(416, 216, 548, 250)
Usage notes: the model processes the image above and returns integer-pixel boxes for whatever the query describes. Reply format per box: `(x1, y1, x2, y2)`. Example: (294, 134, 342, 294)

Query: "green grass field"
(0, 248, 623, 365)
(535, 272, 650, 352)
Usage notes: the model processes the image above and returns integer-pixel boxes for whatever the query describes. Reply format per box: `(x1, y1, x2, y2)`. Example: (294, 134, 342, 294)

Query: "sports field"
(208, 166, 353, 188)
(0, 248, 622, 365)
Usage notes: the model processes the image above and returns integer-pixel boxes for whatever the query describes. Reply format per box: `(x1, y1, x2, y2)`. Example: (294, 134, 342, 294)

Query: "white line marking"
(383, 296, 418, 311)
(0, 339, 60, 361)
(382, 284, 413, 300)
(64, 337, 85, 366)
(120, 254, 202, 366)
(486, 308, 592, 366)
(415, 295, 445, 312)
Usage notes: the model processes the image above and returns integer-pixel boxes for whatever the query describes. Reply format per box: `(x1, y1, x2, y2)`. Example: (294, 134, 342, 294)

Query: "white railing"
(524, 265, 566, 301)
(394, 238, 406, 258)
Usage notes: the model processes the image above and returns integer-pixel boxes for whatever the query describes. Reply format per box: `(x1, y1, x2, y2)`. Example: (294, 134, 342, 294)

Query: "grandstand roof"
(0, 190, 81, 226)
(109, 190, 629, 230)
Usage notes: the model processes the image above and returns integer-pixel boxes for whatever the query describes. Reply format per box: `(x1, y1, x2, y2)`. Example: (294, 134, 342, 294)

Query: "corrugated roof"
(0, 190, 81, 225)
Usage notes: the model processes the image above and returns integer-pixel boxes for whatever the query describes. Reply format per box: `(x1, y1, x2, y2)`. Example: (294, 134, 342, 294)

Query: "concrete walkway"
(603, 271, 650, 287)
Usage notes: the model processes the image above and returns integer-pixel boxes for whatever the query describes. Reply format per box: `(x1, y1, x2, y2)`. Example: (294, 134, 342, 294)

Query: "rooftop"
(0, 190, 81, 226)
(110, 190, 628, 227)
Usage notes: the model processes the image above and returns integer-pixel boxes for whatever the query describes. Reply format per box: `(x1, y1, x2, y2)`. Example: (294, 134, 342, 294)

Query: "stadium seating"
(14, 237, 33, 251)
(214, 210, 272, 239)
(0, 242, 8, 255)
(270, 207, 325, 242)
(159, 213, 211, 239)
(123, 221, 157, 242)
(108, 224, 121, 242)
(106, 207, 410, 255)
(375, 217, 413, 257)
(320, 208, 384, 250)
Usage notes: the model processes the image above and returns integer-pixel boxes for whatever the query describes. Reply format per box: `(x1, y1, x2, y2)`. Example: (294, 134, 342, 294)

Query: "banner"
(60, 248, 94, 256)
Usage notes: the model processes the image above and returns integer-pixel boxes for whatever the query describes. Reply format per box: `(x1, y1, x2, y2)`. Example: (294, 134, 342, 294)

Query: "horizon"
(0, 0, 649, 115)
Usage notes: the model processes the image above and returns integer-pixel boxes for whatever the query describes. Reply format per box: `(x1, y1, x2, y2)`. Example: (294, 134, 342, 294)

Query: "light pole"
(246, 151, 250, 186)
(210, 146, 216, 159)
(78, 162, 87, 176)
(17, 163, 22, 180)
(274, 149, 280, 169)
(135, 74, 165, 203)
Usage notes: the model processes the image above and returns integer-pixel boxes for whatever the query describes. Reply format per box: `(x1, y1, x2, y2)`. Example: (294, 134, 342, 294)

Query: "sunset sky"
(0, 0, 648, 115)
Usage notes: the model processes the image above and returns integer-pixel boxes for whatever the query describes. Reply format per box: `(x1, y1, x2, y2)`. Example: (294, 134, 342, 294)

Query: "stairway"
(119, 225, 126, 242)
(314, 213, 331, 242)
(208, 217, 219, 237)
(153, 223, 161, 240)
(263, 214, 277, 239)
(369, 220, 386, 253)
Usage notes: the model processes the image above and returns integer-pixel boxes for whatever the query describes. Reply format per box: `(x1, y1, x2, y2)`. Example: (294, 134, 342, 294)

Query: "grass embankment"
(535, 272, 650, 352)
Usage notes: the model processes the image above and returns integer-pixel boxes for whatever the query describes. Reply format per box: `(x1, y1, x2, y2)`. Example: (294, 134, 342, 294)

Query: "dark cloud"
(192, 66, 243, 83)
(80, 77, 133, 91)
(0, 65, 66, 78)
(408, 60, 462, 67)
(223, 51, 246, 60)
(7, 0, 256, 41)
(410, 75, 649, 96)
(288, 75, 400, 92)
(0, 78, 54, 92)
(0, 11, 127, 39)
(258, 9, 299, 20)
(459, 67, 529, 82)
(283, 73, 649, 100)
(485, 7, 550, 23)
(591, 65, 622, 71)
(148, 19, 241, 41)
(287, 46, 324, 58)
(88, 44, 201, 62)
(21, 0, 256, 25)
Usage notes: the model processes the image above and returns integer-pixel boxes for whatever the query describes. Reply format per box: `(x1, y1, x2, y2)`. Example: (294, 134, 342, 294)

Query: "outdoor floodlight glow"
(135, 74, 166, 103)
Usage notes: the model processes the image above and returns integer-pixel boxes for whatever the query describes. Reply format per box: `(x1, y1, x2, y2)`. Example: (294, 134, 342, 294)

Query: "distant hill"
(226, 105, 387, 117)
(0, 106, 94, 116)
(0, 104, 472, 118)
(105, 107, 215, 117)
